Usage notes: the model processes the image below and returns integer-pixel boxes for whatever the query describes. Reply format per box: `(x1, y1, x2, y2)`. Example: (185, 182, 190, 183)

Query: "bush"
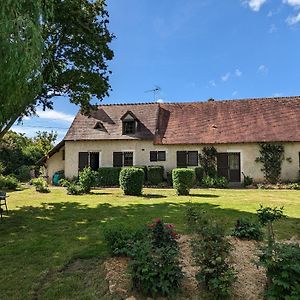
(232, 218, 263, 240)
(0, 175, 20, 190)
(192, 221, 236, 299)
(97, 167, 121, 187)
(66, 182, 85, 195)
(130, 240, 183, 298)
(78, 167, 97, 193)
(172, 168, 194, 195)
(201, 175, 228, 188)
(119, 167, 144, 196)
(30, 177, 50, 193)
(195, 167, 204, 184)
(243, 175, 254, 187)
(287, 182, 300, 190)
(166, 170, 173, 186)
(147, 166, 164, 185)
(258, 243, 300, 299)
(134, 166, 148, 181)
(16, 165, 32, 182)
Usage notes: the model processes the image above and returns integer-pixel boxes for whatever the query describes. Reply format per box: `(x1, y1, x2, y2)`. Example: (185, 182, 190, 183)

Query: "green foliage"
(130, 240, 183, 298)
(195, 166, 204, 184)
(287, 183, 300, 190)
(232, 218, 263, 240)
(119, 167, 144, 196)
(30, 177, 50, 193)
(166, 170, 173, 186)
(243, 175, 254, 187)
(192, 221, 236, 299)
(147, 166, 164, 185)
(16, 165, 32, 182)
(103, 225, 147, 257)
(33, 131, 57, 156)
(201, 175, 229, 188)
(185, 206, 210, 231)
(172, 168, 195, 195)
(1, 0, 114, 138)
(0, 175, 20, 190)
(0, 162, 5, 175)
(78, 167, 97, 193)
(97, 167, 121, 187)
(66, 182, 85, 195)
(256, 143, 284, 184)
(258, 243, 300, 299)
(199, 146, 218, 177)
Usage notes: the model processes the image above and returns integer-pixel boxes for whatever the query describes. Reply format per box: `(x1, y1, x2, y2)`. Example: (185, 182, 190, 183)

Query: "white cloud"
(156, 99, 164, 103)
(258, 64, 268, 73)
(283, 0, 300, 7)
(235, 69, 242, 77)
(273, 92, 282, 97)
(221, 72, 231, 82)
(245, 0, 267, 11)
(286, 11, 300, 24)
(36, 109, 75, 123)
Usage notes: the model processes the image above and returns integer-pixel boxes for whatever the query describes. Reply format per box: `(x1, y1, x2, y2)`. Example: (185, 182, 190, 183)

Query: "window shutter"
(90, 152, 99, 170)
(177, 151, 187, 167)
(78, 152, 89, 171)
(217, 153, 229, 179)
(158, 151, 166, 161)
(113, 152, 123, 167)
(150, 151, 158, 162)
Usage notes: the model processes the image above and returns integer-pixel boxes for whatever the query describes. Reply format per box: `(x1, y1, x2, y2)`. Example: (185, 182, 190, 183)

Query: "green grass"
(1, 187, 300, 299)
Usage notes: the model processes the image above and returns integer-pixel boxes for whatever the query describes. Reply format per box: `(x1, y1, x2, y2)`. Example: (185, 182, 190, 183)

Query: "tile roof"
(64, 96, 300, 144)
(64, 103, 159, 141)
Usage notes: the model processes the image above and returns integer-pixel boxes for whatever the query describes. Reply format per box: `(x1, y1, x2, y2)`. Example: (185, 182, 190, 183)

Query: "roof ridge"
(98, 102, 158, 107)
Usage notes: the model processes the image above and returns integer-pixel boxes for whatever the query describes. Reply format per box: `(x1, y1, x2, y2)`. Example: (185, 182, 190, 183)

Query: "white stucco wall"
(62, 140, 300, 182)
(45, 146, 65, 184)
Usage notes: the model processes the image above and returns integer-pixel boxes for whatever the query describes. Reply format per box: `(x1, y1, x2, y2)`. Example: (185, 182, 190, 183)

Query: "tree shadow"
(142, 194, 167, 199)
(189, 194, 220, 198)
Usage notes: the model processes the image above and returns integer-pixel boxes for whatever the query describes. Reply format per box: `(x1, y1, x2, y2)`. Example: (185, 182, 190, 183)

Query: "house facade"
(42, 96, 300, 183)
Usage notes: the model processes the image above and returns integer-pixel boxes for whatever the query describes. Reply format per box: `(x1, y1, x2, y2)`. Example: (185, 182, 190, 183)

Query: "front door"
(217, 152, 241, 182)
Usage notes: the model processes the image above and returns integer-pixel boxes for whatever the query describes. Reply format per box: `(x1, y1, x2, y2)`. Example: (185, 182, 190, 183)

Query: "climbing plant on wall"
(256, 143, 284, 184)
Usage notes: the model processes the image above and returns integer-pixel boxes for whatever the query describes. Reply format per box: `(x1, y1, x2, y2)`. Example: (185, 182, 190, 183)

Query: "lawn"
(1, 187, 299, 299)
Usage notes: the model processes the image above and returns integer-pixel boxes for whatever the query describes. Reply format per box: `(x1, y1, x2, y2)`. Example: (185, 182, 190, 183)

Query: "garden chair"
(0, 191, 8, 220)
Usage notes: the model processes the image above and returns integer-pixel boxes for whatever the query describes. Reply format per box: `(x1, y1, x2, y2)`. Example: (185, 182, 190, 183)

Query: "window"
(78, 152, 100, 171)
(113, 152, 134, 167)
(176, 151, 198, 167)
(150, 151, 166, 162)
(123, 121, 135, 134)
(62, 149, 65, 161)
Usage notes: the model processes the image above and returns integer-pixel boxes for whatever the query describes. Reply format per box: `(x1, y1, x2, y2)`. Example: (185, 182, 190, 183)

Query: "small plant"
(258, 242, 300, 299)
(186, 206, 210, 231)
(30, 178, 50, 193)
(232, 218, 263, 240)
(287, 182, 300, 190)
(66, 182, 85, 195)
(78, 167, 97, 193)
(172, 168, 194, 195)
(201, 175, 228, 188)
(119, 167, 144, 196)
(147, 166, 164, 185)
(192, 221, 236, 299)
(257, 205, 285, 243)
(194, 167, 204, 184)
(242, 174, 253, 187)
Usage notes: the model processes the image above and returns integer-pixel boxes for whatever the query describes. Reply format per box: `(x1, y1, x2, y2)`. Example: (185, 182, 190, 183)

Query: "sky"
(12, 0, 300, 141)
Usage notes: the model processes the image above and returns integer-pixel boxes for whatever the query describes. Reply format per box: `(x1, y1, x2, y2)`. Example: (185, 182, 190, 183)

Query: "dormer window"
(94, 121, 106, 131)
(121, 111, 138, 135)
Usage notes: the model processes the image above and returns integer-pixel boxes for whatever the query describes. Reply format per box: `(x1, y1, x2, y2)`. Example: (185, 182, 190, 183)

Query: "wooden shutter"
(113, 152, 123, 167)
(150, 151, 158, 162)
(177, 151, 187, 167)
(90, 152, 99, 170)
(78, 152, 89, 171)
(217, 153, 229, 179)
(187, 151, 198, 166)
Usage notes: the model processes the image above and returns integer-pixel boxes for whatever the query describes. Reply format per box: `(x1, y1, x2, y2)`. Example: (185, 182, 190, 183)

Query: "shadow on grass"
(189, 194, 220, 198)
(142, 194, 167, 199)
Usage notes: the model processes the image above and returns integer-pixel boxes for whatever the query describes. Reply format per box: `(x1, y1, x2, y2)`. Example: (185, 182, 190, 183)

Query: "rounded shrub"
(119, 167, 144, 196)
(172, 168, 195, 195)
(78, 167, 97, 193)
(147, 166, 164, 185)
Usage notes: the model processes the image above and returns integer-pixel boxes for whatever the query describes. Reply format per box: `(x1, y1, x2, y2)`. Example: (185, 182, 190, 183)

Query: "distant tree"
(34, 131, 57, 155)
(0, 0, 114, 139)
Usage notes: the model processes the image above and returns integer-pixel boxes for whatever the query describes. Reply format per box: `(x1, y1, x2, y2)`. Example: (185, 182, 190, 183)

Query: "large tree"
(0, 0, 114, 139)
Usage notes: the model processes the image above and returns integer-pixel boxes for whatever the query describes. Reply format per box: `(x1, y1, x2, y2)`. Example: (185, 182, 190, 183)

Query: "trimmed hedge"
(172, 168, 195, 195)
(134, 166, 148, 181)
(97, 167, 121, 186)
(147, 166, 164, 185)
(120, 167, 144, 196)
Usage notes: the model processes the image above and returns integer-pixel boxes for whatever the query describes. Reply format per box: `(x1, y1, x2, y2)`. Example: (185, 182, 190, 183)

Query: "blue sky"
(12, 0, 300, 141)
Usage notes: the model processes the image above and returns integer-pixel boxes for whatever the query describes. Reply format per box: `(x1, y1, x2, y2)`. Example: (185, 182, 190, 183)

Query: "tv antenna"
(145, 86, 161, 101)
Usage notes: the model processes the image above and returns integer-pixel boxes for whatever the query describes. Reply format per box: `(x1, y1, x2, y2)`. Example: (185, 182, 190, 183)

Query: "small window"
(94, 122, 106, 131)
(123, 121, 135, 135)
(150, 151, 166, 162)
(187, 151, 198, 166)
(176, 151, 198, 167)
(62, 149, 65, 161)
(113, 152, 133, 167)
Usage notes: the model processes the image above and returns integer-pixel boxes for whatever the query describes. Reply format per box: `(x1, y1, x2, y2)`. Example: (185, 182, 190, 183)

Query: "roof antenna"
(145, 86, 161, 101)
